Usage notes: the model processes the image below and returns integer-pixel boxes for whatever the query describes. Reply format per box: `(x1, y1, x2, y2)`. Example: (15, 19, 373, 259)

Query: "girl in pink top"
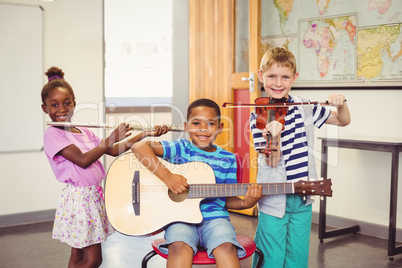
(41, 66, 168, 268)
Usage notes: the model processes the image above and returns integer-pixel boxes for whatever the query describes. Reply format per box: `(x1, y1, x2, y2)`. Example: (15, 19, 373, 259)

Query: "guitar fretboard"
(187, 183, 294, 198)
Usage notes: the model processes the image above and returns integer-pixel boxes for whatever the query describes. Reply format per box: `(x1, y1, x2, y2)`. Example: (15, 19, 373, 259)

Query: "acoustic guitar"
(104, 152, 332, 236)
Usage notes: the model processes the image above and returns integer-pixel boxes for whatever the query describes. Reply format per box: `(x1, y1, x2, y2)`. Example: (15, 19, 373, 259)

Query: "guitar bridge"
(132, 171, 140, 216)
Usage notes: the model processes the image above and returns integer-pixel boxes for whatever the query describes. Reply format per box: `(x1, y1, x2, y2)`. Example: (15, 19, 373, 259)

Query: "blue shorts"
(158, 217, 246, 258)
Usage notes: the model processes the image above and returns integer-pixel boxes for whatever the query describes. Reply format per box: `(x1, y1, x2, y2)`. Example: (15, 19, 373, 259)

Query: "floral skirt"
(52, 184, 115, 248)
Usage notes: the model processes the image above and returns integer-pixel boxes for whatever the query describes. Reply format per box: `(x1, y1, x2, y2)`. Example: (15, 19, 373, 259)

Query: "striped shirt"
(160, 139, 237, 220)
(250, 96, 330, 181)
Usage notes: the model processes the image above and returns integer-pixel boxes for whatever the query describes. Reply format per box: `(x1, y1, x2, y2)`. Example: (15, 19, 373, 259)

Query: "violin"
(254, 97, 288, 157)
(222, 97, 347, 157)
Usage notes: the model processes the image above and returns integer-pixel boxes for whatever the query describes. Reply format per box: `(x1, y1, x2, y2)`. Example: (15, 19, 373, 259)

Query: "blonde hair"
(260, 47, 297, 74)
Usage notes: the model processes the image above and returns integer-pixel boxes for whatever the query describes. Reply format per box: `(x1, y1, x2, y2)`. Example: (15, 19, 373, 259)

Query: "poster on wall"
(260, 0, 402, 88)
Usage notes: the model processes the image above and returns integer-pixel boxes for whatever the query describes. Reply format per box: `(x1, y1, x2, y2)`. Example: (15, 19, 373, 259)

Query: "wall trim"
(0, 209, 55, 228)
(106, 106, 172, 114)
(312, 212, 402, 241)
(105, 97, 172, 108)
(2, 209, 401, 242)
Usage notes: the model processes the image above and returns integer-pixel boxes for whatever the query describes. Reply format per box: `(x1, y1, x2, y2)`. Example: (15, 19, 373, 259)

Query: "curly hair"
(187, 98, 221, 121)
(41, 66, 75, 105)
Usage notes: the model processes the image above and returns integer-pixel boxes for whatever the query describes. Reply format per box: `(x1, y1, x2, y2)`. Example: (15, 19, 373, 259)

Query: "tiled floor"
(1, 212, 402, 267)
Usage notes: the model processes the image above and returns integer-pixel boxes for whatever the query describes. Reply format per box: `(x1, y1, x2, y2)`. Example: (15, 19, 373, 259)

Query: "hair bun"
(45, 66, 65, 82)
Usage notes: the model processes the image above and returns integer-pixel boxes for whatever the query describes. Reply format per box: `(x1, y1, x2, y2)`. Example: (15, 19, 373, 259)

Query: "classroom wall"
(1, 0, 402, 240)
(171, 0, 189, 140)
(0, 0, 190, 227)
(0, 0, 104, 219)
(298, 89, 402, 237)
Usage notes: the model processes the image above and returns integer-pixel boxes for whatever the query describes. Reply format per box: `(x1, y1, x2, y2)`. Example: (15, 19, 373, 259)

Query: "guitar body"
(105, 152, 333, 236)
(105, 152, 216, 236)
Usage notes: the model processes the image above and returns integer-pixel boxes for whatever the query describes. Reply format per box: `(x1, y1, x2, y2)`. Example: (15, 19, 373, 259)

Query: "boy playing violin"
(250, 47, 350, 268)
(132, 98, 262, 268)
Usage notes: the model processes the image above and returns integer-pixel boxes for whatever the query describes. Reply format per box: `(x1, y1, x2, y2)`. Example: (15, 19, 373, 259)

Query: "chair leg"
(254, 247, 264, 268)
(141, 250, 158, 268)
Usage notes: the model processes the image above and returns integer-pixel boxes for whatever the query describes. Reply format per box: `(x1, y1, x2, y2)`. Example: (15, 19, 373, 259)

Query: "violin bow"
(222, 100, 346, 108)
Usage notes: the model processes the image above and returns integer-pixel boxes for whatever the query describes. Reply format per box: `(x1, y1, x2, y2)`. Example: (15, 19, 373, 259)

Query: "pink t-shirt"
(43, 126, 106, 187)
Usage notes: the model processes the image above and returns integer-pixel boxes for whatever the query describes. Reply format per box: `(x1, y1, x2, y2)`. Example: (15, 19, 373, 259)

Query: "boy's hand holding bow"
(325, 94, 351, 127)
(327, 94, 346, 108)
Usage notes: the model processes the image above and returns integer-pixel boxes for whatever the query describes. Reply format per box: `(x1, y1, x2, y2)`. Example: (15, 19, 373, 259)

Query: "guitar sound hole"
(168, 190, 189, 203)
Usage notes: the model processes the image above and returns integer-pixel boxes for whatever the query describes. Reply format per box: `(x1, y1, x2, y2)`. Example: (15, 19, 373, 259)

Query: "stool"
(141, 235, 263, 267)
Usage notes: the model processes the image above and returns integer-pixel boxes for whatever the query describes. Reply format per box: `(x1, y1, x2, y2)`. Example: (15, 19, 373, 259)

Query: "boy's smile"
(184, 106, 223, 152)
(257, 63, 298, 100)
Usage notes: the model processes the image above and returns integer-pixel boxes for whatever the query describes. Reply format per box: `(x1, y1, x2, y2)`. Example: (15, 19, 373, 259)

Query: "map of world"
(260, 0, 402, 83)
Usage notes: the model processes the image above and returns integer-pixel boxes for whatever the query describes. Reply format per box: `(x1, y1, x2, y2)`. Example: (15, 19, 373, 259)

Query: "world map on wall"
(261, 0, 402, 84)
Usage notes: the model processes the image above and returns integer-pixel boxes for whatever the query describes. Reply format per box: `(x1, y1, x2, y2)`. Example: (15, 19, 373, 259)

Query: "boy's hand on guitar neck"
(226, 184, 263, 210)
(242, 184, 263, 209)
(164, 173, 189, 195)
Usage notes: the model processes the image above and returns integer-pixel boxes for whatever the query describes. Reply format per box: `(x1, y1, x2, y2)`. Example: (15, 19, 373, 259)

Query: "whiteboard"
(0, 4, 44, 153)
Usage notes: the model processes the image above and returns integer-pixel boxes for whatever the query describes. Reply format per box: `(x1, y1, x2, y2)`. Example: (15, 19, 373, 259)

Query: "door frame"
(229, 0, 261, 215)
(231, 0, 261, 185)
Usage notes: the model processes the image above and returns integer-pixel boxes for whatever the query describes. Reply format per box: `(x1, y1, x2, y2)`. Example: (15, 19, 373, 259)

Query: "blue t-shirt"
(160, 139, 237, 220)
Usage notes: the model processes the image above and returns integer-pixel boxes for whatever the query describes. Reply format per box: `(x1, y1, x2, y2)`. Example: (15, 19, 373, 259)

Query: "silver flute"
(46, 121, 184, 132)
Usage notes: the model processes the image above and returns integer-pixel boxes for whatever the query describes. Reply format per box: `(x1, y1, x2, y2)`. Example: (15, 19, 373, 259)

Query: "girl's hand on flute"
(149, 125, 170, 137)
(109, 123, 132, 144)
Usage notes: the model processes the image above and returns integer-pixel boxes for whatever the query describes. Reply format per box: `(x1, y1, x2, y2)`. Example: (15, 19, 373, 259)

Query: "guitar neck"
(187, 182, 294, 198)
